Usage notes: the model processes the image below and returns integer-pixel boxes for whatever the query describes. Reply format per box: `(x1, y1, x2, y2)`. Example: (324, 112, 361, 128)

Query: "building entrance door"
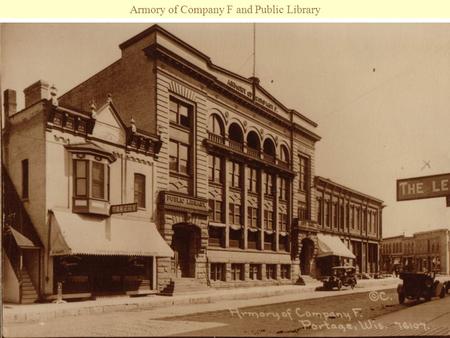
(171, 224, 200, 278)
(300, 238, 315, 275)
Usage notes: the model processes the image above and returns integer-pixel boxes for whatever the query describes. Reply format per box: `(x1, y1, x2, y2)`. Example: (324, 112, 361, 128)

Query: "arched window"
(228, 123, 244, 151)
(246, 131, 260, 157)
(208, 114, 224, 136)
(280, 145, 290, 164)
(263, 139, 275, 162)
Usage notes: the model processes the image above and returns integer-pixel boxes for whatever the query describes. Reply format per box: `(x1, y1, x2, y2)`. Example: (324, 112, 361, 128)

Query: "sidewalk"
(3, 277, 400, 324)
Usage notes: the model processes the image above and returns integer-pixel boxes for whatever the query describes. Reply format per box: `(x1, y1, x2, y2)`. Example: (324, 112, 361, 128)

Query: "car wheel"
(398, 292, 405, 304)
(337, 280, 342, 291)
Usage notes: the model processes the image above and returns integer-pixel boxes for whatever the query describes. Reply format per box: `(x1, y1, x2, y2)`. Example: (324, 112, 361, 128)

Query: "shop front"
(316, 233, 356, 276)
(49, 209, 173, 298)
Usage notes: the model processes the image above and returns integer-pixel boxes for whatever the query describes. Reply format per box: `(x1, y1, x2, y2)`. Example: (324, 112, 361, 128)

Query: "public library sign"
(159, 191, 208, 214)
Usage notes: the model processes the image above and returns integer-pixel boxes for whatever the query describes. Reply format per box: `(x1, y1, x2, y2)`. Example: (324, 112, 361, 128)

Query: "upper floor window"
(263, 172, 274, 196)
(264, 210, 274, 230)
(208, 154, 222, 184)
(134, 174, 146, 208)
(247, 206, 259, 228)
(169, 140, 189, 175)
(74, 159, 109, 201)
(208, 114, 224, 136)
(229, 203, 241, 225)
(279, 177, 288, 201)
(170, 97, 192, 128)
(298, 202, 307, 221)
(228, 161, 241, 188)
(280, 145, 290, 164)
(21, 159, 29, 199)
(299, 155, 309, 192)
(279, 212, 288, 232)
(247, 167, 258, 193)
(209, 199, 223, 223)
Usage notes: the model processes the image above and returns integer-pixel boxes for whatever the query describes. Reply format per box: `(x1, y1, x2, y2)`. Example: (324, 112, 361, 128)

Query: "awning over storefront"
(49, 209, 173, 257)
(9, 227, 39, 249)
(317, 233, 356, 259)
(208, 250, 291, 264)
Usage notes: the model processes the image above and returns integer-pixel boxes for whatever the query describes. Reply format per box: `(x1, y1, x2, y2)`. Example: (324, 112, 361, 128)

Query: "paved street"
(3, 280, 411, 337)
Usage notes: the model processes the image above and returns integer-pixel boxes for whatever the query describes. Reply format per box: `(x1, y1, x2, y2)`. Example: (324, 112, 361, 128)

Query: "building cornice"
(144, 41, 321, 143)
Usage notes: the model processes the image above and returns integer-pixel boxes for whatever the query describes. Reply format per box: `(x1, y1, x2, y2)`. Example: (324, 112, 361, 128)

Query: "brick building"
(381, 229, 450, 274)
(2, 81, 172, 303)
(314, 177, 384, 275)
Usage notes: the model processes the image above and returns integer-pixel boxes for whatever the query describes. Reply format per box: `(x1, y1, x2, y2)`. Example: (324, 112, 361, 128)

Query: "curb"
(3, 279, 399, 324)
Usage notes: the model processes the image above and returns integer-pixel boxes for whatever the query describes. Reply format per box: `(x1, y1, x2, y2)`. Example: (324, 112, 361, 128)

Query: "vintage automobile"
(322, 266, 357, 290)
(397, 271, 446, 304)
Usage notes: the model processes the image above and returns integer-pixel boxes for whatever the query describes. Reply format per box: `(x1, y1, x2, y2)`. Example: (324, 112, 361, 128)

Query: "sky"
(2, 23, 450, 237)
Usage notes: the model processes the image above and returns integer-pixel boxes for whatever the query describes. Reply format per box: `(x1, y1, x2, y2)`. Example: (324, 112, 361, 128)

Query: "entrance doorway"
(300, 238, 315, 275)
(171, 224, 200, 278)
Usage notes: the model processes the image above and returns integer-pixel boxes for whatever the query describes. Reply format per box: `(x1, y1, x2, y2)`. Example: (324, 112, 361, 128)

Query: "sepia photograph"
(2, 23, 450, 337)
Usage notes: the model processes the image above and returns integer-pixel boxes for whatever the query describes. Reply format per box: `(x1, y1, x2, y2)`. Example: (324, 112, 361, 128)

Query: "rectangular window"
(170, 97, 192, 128)
(170, 140, 190, 175)
(208, 155, 222, 183)
(229, 229, 241, 248)
(247, 230, 259, 250)
(208, 226, 224, 247)
(263, 172, 274, 196)
(299, 155, 308, 192)
(279, 235, 289, 252)
(278, 213, 288, 232)
(91, 162, 105, 199)
(209, 199, 223, 223)
(228, 161, 241, 188)
(21, 159, 29, 199)
(298, 202, 307, 221)
(280, 265, 290, 279)
(279, 177, 288, 201)
(247, 167, 258, 193)
(134, 174, 146, 208)
(266, 264, 276, 279)
(247, 207, 259, 228)
(264, 210, 274, 230)
(324, 201, 329, 227)
(264, 233, 274, 250)
(210, 263, 225, 281)
(249, 264, 261, 280)
(231, 264, 244, 281)
(317, 199, 323, 225)
(74, 160, 88, 197)
(229, 203, 241, 225)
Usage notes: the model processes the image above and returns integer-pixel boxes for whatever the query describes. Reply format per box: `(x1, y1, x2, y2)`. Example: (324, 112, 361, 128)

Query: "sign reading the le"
(397, 173, 450, 201)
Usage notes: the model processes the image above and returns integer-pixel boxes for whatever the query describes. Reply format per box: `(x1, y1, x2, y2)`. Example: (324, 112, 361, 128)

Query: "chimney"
(23, 80, 50, 107)
(3, 89, 17, 117)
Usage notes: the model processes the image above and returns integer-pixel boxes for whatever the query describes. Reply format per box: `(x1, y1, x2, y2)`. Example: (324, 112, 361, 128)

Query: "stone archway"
(171, 223, 201, 278)
(300, 238, 315, 275)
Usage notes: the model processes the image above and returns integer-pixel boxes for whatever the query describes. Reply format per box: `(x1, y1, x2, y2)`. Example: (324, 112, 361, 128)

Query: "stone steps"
(161, 277, 210, 295)
(21, 269, 38, 304)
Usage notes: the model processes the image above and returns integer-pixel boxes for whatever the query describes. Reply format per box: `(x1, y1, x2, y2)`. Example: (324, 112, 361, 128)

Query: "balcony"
(206, 132, 293, 174)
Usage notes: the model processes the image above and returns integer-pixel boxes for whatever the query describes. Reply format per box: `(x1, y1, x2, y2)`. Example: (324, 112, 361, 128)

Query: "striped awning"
(317, 233, 356, 259)
(49, 209, 173, 257)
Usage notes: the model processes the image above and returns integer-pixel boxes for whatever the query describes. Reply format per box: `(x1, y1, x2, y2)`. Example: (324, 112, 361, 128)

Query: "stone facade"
(57, 25, 322, 289)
